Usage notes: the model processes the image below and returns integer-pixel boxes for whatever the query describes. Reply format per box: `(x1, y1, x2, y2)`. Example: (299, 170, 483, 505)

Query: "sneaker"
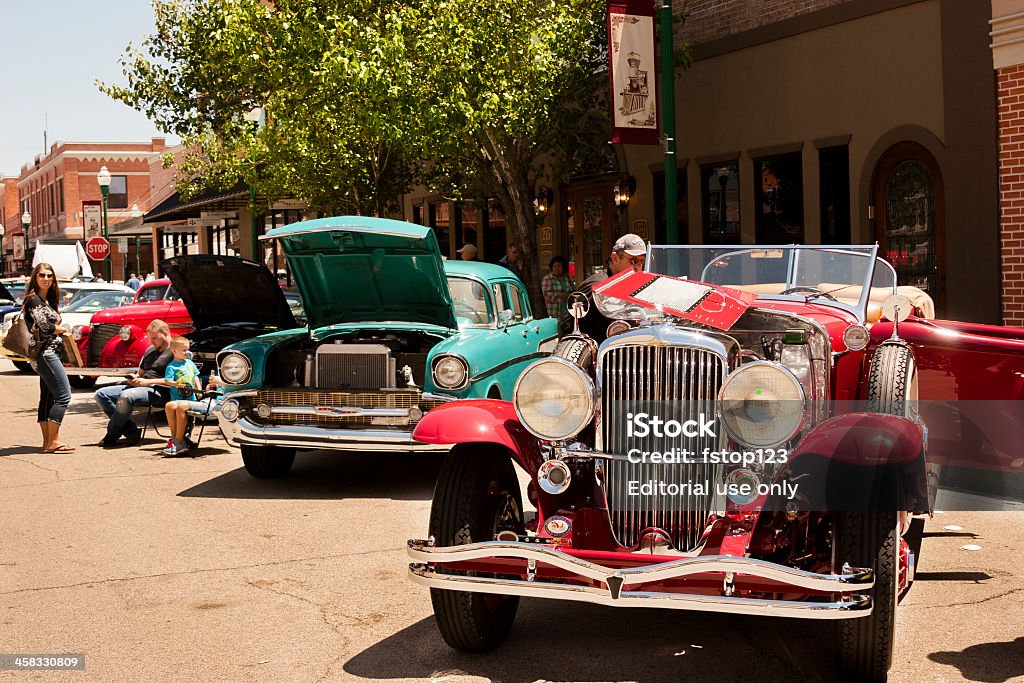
(162, 440, 180, 456)
(173, 441, 192, 456)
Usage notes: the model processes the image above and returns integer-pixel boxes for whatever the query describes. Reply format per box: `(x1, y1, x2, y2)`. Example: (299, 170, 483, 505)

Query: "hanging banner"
(83, 200, 102, 239)
(607, 0, 660, 145)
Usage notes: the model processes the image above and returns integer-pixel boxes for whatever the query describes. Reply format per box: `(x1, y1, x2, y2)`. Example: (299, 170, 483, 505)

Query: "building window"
(819, 146, 850, 244)
(428, 201, 451, 258)
(458, 205, 480, 255)
(652, 169, 688, 245)
(485, 200, 507, 263)
(755, 153, 804, 244)
(702, 163, 740, 244)
(58, 178, 64, 213)
(108, 175, 128, 209)
(412, 204, 423, 226)
(49, 183, 55, 216)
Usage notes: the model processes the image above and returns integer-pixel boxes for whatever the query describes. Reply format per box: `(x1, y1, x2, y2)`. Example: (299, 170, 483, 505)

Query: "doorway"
(563, 177, 616, 284)
(872, 142, 945, 313)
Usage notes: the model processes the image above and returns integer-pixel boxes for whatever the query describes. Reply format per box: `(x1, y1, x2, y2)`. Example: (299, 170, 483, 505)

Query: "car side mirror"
(499, 309, 514, 329)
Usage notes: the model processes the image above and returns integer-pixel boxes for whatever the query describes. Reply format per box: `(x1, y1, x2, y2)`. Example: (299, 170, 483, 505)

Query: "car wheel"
(240, 444, 296, 478)
(428, 444, 524, 652)
(68, 375, 97, 389)
(835, 510, 899, 682)
(13, 360, 34, 373)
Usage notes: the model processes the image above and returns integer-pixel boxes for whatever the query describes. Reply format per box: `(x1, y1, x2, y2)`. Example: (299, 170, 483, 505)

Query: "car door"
(490, 280, 559, 394)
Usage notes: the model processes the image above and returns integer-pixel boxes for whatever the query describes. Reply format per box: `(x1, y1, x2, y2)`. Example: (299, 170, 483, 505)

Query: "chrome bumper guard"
(217, 415, 448, 452)
(407, 539, 874, 619)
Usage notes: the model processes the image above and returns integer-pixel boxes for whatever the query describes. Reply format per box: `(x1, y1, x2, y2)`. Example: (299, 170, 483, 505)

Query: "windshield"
(447, 276, 492, 326)
(135, 284, 171, 302)
(1, 285, 23, 305)
(64, 291, 134, 313)
(644, 245, 894, 320)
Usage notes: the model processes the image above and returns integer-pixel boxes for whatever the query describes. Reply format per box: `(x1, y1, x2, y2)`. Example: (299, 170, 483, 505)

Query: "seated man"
(93, 319, 174, 447)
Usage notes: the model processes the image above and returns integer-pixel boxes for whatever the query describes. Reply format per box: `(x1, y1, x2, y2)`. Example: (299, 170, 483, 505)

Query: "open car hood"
(159, 255, 297, 332)
(266, 217, 457, 331)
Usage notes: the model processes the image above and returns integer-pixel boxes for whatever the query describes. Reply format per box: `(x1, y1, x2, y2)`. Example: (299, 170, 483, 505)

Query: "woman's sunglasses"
(37, 273, 54, 279)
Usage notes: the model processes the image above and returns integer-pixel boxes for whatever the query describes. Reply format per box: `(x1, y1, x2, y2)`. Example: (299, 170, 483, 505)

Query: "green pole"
(250, 186, 259, 261)
(100, 189, 110, 281)
(660, 0, 678, 244)
(135, 235, 141, 276)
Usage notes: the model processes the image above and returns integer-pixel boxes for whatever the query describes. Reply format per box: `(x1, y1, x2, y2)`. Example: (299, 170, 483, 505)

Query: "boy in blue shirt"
(160, 336, 220, 456)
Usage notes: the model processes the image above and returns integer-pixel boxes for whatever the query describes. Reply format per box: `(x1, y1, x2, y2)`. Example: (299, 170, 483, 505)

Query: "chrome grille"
(316, 344, 394, 389)
(599, 343, 727, 551)
(255, 389, 442, 428)
(88, 323, 121, 366)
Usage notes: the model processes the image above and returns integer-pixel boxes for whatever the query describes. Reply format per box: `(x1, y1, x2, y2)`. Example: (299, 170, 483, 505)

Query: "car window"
(166, 285, 180, 301)
(447, 277, 492, 326)
(63, 292, 133, 313)
(136, 284, 168, 302)
(504, 282, 527, 322)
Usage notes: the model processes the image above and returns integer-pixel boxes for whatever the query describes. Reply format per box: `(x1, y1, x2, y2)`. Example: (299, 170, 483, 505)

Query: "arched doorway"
(872, 142, 945, 312)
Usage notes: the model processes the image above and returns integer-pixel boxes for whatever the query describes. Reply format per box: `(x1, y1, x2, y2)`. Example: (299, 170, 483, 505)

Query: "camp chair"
(141, 389, 218, 455)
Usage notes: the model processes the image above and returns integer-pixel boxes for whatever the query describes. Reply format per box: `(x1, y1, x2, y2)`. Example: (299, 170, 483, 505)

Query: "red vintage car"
(407, 244, 1024, 682)
(73, 277, 191, 371)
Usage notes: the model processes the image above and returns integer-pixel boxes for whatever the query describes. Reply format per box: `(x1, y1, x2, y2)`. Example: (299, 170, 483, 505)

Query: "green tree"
(102, 0, 610, 307)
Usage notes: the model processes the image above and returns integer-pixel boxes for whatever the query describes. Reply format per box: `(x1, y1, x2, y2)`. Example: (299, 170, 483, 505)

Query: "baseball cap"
(613, 233, 646, 257)
(457, 243, 478, 255)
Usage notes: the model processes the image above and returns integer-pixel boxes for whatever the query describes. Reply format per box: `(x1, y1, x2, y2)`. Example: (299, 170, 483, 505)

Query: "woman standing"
(24, 263, 74, 453)
(541, 256, 574, 318)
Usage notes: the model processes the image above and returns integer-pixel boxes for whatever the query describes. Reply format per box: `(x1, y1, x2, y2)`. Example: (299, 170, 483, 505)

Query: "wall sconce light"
(534, 185, 554, 218)
(613, 175, 636, 209)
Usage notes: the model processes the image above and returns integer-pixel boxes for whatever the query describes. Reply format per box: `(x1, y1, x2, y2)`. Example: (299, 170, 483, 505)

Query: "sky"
(0, 1, 175, 177)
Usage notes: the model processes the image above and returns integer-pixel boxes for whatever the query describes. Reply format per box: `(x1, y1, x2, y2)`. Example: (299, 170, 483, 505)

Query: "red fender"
(99, 332, 152, 368)
(413, 399, 544, 472)
(792, 412, 924, 465)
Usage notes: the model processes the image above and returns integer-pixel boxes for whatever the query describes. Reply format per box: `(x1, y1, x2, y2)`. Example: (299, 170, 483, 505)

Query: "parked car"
(74, 256, 304, 376)
(0, 281, 135, 372)
(59, 290, 136, 388)
(406, 244, 1024, 681)
(213, 216, 559, 478)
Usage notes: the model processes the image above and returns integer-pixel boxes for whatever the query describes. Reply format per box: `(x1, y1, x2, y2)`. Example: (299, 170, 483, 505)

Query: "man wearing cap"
(457, 243, 478, 261)
(558, 233, 646, 342)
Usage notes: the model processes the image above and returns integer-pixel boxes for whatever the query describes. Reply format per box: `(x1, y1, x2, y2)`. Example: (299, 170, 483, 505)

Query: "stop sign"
(86, 237, 110, 261)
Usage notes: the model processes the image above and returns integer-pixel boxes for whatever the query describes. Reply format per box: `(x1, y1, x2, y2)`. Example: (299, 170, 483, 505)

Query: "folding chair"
(141, 390, 217, 455)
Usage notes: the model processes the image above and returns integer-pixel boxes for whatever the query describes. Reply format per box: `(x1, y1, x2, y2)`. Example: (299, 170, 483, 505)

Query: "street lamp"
(21, 211, 30, 274)
(98, 165, 111, 280)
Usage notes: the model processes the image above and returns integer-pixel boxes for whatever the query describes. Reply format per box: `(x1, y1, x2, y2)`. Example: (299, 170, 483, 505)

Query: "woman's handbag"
(2, 314, 41, 360)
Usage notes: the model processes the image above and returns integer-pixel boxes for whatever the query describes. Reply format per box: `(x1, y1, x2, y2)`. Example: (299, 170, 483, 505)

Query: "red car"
(407, 244, 1024, 681)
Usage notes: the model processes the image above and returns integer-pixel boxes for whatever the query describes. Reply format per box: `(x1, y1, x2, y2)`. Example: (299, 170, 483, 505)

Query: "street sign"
(86, 237, 111, 261)
(117, 238, 128, 253)
(83, 201, 102, 239)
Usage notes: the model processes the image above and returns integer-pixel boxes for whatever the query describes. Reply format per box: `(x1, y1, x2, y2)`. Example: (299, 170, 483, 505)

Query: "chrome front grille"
(315, 344, 394, 389)
(255, 389, 443, 428)
(599, 342, 728, 552)
(88, 323, 121, 366)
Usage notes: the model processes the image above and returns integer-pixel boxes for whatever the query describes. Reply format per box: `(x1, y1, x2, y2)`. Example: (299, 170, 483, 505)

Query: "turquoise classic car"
(214, 216, 559, 477)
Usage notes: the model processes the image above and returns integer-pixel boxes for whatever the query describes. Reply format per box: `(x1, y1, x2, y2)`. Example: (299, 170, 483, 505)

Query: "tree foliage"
(102, 0, 609, 305)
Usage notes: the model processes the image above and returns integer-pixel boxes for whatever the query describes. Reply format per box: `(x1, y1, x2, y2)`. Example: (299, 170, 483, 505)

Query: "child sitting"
(159, 336, 220, 456)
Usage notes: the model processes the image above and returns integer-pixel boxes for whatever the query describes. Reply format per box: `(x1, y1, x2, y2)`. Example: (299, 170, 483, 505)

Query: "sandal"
(43, 443, 76, 453)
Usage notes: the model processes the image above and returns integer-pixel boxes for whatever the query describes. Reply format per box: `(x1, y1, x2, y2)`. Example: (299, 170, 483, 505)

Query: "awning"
(143, 182, 249, 224)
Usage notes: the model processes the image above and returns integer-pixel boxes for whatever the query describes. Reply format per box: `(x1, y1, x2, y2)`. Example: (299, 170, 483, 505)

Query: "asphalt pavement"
(1, 357, 1022, 682)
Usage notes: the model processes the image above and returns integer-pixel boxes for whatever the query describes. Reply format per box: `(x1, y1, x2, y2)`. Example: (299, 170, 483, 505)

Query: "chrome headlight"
(119, 325, 133, 342)
(513, 358, 595, 441)
(219, 353, 252, 385)
(72, 325, 87, 341)
(843, 324, 870, 351)
(432, 355, 469, 390)
(718, 361, 805, 448)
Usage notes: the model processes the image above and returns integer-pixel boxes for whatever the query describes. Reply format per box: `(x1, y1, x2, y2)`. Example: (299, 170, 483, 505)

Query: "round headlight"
(718, 361, 805, 448)
(513, 358, 595, 441)
(72, 325, 86, 341)
(219, 352, 252, 385)
(119, 326, 133, 342)
(433, 355, 468, 390)
(843, 324, 870, 351)
(219, 399, 239, 422)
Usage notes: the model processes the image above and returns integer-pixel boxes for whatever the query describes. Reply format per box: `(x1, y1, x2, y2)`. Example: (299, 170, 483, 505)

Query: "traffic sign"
(86, 237, 111, 261)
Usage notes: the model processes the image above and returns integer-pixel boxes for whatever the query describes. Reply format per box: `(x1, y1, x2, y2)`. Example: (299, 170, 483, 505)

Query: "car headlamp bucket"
(219, 399, 240, 422)
(843, 324, 870, 351)
(717, 361, 805, 448)
(514, 357, 596, 441)
(219, 353, 252, 385)
(119, 326, 133, 342)
(72, 325, 86, 341)
(538, 459, 572, 495)
(432, 355, 469, 390)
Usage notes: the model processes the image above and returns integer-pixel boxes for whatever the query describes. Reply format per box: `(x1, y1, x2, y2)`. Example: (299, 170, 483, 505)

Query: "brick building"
(0, 176, 21, 276)
(404, 0, 1002, 323)
(14, 138, 167, 278)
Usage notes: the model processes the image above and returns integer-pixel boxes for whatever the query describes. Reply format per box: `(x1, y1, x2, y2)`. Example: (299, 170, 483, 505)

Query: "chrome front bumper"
(216, 414, 449, 453)
(407, 539, 874, 619)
